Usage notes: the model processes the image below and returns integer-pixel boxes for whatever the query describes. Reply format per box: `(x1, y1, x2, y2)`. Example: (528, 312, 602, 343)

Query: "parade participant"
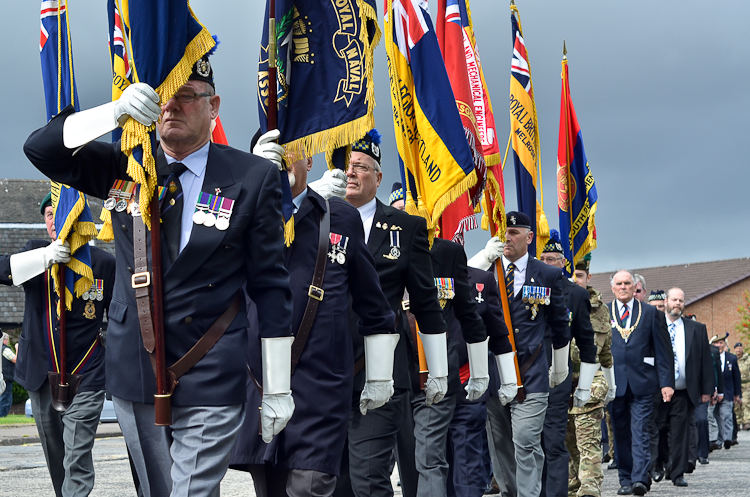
(229, 146, 397, 496)
(713, 334, 741, 449)
(537, 231, 598, 497)
(734, 343, 749, 431)
(633, 274, 647, 302)
(707, 335, 725, 453)
(389, 182, 405, 211)
(0, 331, 16, 417)
(566, 254, 614, 497)
(653, 288, 714, 487)
(647, 291, 666, 313)
(466, 211, 570, 497)
(0, 192, 115, 496)
(326, 130, 448, 497)
(608, 270, 674, 496)
(24, 55, 295, 497)
(446, 266, 513, 497)
(410, 236, 489, 497)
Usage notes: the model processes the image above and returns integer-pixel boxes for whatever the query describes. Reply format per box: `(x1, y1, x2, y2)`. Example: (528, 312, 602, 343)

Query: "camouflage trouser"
(566, 407, 604, 497)
(605, 409, 614, 458)
(736, 385, 750, 426)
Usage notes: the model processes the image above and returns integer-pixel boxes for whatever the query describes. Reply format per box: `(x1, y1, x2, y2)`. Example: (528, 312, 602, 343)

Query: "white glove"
(465, 338, 490, 401)
(573, 362, 599, 408)
(114, 83, 161, 126)
(549, 342, 570, 388)
(261, 393, 295, 443)
(252, 129, 284, 171)
(260, 336, 295, 443)
(63, 83, 160, 149)
(495, 352, 519, 406)
(308, 169, 348, 200)
(467, 237, 504, 271)
(10, 240, 71, 286)
(419, 332, 449, 406)
(359, 333, 399, 414)
(601, 366, 616, 405)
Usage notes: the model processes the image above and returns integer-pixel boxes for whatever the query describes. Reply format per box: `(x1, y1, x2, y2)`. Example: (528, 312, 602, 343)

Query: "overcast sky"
(2, 1, 749, 273)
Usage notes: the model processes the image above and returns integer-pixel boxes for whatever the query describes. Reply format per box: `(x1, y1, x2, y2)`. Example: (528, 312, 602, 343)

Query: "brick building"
(1, 178, 115, 328)
(589, 258, 750, 347)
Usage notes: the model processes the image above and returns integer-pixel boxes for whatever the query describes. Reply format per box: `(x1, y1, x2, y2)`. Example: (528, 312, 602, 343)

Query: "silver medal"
(104, 197, 116, 210)
(82, 291, 89, 301)
(203, 213, 216, 228)
(115, 199, 127, 212)
(390, 247, 400, 258)
(192, 210, 206, 225)
(96, 291, 104, 302)
(215, 217, 230, 231)
(336, 252, 346, 264)
(131, 203, 141, 218)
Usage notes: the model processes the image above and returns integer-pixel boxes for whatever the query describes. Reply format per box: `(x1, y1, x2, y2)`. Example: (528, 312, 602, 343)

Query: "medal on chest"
(193, 191, 235, 231)
(522, 285, 551, 320)
(382, 230, 401, 260)
(435, 277, 455, 308)
(328, 232, 349, 265)
(475, 283, 485, 303)
(82, 279, 105, 301)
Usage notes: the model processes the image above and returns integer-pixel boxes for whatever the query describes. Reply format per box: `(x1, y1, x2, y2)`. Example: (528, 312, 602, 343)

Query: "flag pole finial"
(510, 0, 516, 6)
(563, 40, 567, 60)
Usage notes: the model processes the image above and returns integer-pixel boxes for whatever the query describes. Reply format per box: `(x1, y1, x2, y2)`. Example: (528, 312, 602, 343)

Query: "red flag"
(211, 115, 228, 145)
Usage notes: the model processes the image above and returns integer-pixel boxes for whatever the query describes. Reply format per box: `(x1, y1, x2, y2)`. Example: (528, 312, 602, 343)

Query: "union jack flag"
(109, 6, 131, 80)
(39, 1, 66, 52)
(511, 26, 531, 93)
(390, 0, 429, 59)
(445, 0, 461, 26)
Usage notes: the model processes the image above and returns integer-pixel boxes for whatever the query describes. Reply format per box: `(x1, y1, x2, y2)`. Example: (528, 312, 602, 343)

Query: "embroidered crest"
(83, 301, 96, 320)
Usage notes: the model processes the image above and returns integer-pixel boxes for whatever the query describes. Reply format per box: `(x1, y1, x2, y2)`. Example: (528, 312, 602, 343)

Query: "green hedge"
(12, 381, 28, 405)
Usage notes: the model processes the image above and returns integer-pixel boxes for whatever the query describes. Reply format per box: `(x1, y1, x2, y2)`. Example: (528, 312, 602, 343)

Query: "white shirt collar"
(357, 197, 377, 222)
(292, 187, 310, 214)
(163, 141, 210, 178)
(502, 252, 529, 273)
(619, 298, 634, 311)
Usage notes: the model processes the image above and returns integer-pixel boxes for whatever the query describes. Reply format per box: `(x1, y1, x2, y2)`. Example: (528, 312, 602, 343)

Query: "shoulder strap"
(290, 198, 330, 374)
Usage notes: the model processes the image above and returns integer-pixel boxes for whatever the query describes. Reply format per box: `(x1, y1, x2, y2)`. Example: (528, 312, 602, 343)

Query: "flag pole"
(267, 0, 278, 130)
(562, 41, 575, 273)
(483, 194, 524, 401)
(57, 264, 67, 391)
(151, 193, 171, 425)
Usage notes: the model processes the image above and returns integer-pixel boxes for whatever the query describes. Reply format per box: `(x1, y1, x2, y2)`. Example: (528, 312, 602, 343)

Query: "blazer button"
(184, 316, 193, 324)
(515, 329, 519, 333)
(208, 283, 214, 288)
(225, 245, 231, 250)
(121, 224, 128, 232)
(127, 267, 133, 273)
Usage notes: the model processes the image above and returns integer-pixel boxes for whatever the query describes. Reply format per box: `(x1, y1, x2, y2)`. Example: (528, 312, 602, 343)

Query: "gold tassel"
(284, 216, 295, 247)
(97, 207, 114, 242)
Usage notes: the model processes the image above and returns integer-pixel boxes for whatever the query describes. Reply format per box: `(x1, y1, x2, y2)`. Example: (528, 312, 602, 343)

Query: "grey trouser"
(114, 397, 245, 497)
(249, 464, 337, 497)
(412, 391, 457, 497)
(510, 392, 549, 497)
(28, 381, 104, 497)
(486, 395, 517, 497)
(715, 399, 735, 444)
(708, 401, 719, 441)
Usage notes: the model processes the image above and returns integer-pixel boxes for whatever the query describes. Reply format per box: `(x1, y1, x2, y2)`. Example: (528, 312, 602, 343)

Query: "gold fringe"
(283, 114, 374, 168)
(97, 207, 114, 242)
(484, 171, 506, 241)
(535, 203, 550, 258)
(572, 203, 597, 265)
(284, 216, 295, 247)
(428, 169, 478, 231)
(484, 152, 501, 168)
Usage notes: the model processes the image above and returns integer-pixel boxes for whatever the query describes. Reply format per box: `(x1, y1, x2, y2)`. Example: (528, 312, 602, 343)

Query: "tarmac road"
(0, 428, 746, 496)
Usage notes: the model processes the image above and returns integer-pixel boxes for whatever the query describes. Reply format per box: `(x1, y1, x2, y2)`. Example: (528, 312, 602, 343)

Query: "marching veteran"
(24, 55, 294, 497)
(0, 192, 115, 496)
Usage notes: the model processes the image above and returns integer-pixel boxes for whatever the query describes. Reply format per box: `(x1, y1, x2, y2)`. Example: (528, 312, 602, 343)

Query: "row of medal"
(328, 233, 349, 264)
(435, 277, 455, 308)
(81, 279, 105, 301)
(522, 285, 551, 305)
(192, 192, 235, 231)
(104, 180, 166, 218)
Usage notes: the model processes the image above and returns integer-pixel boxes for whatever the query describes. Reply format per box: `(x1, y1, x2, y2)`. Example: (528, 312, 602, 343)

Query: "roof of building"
(0, 179, 106, 223)
(589, 257, 750, 306)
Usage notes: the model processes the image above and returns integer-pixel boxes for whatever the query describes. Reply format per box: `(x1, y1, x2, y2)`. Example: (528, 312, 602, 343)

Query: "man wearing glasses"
(634, 274, 647, 303)
(25, 54, 295, 496)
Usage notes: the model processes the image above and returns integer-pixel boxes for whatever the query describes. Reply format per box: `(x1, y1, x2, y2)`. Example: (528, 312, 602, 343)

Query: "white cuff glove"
(467, 237, 504, 271)
(573, 362, 599, 408)
(261, 393, 295, 443)
(549, 343, 570, 388)
(419, 332, 449, 406)
(360, 333, 399, 414)
(260, 336, 295, 443)
(465, 338, 490, 401)
(252, 129, 284, 171)
(495, 352, 519, 406)
(308, 169, 348, 200)
(63, 83, 160, 149)
(10, 240, 71, 286)
(601, 366, 617, 405)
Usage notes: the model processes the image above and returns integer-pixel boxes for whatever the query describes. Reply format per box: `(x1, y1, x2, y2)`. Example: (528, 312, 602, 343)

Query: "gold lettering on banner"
(331, 0, 364, 106)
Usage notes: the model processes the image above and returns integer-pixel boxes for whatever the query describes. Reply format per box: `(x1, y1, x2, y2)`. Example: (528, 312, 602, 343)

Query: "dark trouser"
(541, 399, 569, 497)
(447, 401, 487, 497)
(345, 387, 409, 497)
(396, 390, 419, 497)
(485, 395, 517, 497)
(655, 389, 692, 479)
(0, 380, 13, 417)
(612, 388, 653, 487)
(248, 464, 336, 497)
(688, 407, 698, 464)
(648, 398, 660, 472)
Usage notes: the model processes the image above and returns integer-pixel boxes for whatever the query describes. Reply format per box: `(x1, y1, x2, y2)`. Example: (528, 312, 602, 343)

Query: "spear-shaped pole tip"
(563, 40, 567, 59)
(510, 0, 516, 6)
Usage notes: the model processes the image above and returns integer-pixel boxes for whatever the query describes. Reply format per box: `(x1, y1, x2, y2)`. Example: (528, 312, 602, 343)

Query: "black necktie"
(162, 162, 187, 263)
(505, 263, 516, 300)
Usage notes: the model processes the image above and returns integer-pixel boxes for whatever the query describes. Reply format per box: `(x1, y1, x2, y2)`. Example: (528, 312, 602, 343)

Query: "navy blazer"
(1, 244, 115, 393)
(24, 106, 293, 406)
(504, 256, 569, 395)
(350, 199, 445, 395)
(720, 351, 741, 399)
(232, 190, 395, 476)
(678, 318, 715, 406)
(608, 300, 675, 397)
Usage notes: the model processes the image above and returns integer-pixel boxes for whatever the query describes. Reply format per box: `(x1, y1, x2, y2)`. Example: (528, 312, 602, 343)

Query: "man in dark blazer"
(653, 288, 714, 487)
(537, 233, 598, 497)
(446, 266, 513, 497)
(229, 153, 397, 497)
(320, 130, 447, 497)
(24, 57, 294, 496)
(608, 270, 675, 496)
(467, 211, 570, 497)
(0, 192, 115, 496)
(713, 334, 741, 449)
